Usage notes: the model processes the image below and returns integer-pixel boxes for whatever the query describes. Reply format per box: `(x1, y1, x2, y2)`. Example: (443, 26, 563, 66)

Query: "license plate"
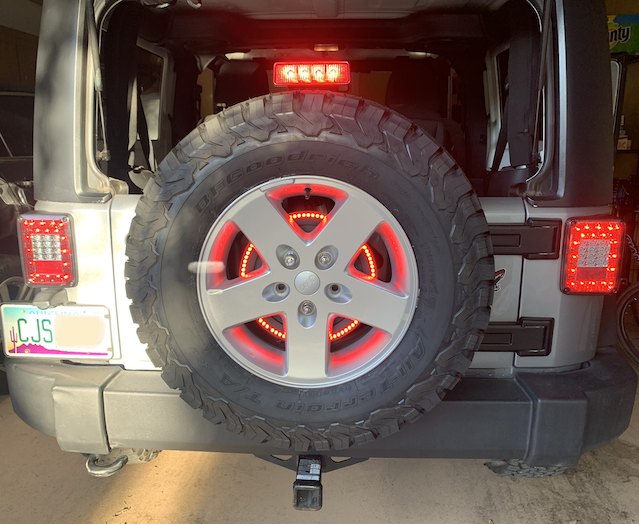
(1, 304, 112, 359)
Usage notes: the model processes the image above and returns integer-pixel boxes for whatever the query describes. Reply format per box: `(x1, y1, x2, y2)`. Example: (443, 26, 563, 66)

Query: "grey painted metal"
(530, 0, 613, 207)
(468, 198, 525, 370)
(479, 197, 527, 224)
(34, 0, 109, 203)
(476, 200, 613, 370)
(26, 197, 155, 371)
(32, 200, 124, 362)
(468, 350, 514, 372)
(109, 195, 156, 369)
(467, 257, 519, 369)
(490, 256, 522, 323)
(518, 258, 603, 368)
(516, 203, 611, 368)
(197, 176, 419, 388)
(7, 360, 119, 454)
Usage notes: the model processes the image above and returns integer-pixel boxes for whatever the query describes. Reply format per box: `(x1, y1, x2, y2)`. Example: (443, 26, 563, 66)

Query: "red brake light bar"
(273, 62, 350, 86)
(18, 214, 76, 287)
(562, 217, 624, 294)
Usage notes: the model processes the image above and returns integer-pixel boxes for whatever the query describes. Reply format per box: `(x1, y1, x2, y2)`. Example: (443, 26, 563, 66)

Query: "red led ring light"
(240, 213, 375, 340)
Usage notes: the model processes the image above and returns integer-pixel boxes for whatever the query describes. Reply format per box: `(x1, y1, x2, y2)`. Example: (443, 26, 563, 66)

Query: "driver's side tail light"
(18, 214, 77, 287)
(561, 217, 624, 294)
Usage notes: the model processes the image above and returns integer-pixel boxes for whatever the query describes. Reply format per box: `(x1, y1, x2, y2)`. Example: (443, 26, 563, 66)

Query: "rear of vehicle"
(2, 0, 636, 491)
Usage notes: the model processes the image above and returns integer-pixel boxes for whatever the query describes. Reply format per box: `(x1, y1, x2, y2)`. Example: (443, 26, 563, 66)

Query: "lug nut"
(315, 246, 337, 270)
(300, 301, 315, 316)
(318, 252, 332, 266)
(284, 252, 297, 267)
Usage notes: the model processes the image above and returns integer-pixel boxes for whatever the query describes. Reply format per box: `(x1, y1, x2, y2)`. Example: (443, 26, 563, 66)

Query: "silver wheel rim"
(197, 176, 419, 388)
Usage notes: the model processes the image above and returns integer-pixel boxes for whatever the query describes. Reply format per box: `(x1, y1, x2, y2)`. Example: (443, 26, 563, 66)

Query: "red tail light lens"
(562, 217, 624, 294)
(18, 214, 76, 287)
(273, 62, 350, 86)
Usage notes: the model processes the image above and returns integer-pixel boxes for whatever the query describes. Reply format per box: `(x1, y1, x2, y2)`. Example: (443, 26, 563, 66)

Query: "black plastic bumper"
(6, 347, 637, 467)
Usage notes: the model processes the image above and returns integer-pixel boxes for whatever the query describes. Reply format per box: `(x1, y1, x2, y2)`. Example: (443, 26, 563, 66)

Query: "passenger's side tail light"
(18, 214, 76, 287)
(561, 217, 624, 294)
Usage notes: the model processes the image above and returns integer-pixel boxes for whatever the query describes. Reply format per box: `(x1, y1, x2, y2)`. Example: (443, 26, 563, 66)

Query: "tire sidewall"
(155, 135, 463, 426)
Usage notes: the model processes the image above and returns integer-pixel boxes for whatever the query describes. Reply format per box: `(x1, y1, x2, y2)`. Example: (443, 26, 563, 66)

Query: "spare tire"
(126, 91, 494, 451)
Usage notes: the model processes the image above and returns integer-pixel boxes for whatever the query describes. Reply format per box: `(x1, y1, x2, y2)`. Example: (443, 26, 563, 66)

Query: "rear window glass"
(0, 94, 34, 157)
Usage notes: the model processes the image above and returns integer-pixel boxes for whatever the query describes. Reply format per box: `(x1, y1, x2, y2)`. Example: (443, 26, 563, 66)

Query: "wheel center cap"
(294, 270, 320, 295)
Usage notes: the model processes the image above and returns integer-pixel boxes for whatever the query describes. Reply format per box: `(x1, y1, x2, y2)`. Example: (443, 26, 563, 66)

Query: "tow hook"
(293, 455, 323, 511)
(85, 453, 128, 478)
(85, 448, 161, 478)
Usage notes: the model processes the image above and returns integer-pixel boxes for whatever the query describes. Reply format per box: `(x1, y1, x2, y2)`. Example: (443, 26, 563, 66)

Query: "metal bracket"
(255, 454, 369, 473)
(33, 288, 69, 310)
(489, 219, 562, 259)
(479, 318, 555, 357)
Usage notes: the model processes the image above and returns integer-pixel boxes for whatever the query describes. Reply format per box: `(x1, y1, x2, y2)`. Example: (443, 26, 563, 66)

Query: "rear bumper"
(6, 347, 637, 467)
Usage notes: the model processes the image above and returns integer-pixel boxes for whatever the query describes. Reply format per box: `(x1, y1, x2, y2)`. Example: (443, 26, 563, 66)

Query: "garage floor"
(1, 380, 639, 524)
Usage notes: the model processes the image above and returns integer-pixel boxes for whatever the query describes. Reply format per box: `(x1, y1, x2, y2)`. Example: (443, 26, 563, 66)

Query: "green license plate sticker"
(1, 304, 112, 359)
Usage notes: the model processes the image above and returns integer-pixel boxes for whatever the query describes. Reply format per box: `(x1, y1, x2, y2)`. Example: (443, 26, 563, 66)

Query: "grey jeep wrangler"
(1, 0, 636, 510)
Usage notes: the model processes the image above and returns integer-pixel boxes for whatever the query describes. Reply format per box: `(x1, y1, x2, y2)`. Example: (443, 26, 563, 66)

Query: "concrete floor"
(1, 383, 639, 524)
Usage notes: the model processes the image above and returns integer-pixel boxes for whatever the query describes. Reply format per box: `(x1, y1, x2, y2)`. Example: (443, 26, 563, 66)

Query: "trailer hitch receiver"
(293, 455, 323, 510)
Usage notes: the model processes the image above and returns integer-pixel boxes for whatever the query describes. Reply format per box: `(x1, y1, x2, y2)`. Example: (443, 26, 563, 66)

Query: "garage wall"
(0, 26, 38, 85)
(607, 1, 639, 15)
(607, 1, 639, 179)
(0, 0, 41, 85)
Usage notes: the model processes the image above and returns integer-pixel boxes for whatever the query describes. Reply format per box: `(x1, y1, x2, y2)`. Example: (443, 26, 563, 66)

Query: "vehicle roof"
(162, 0, 510, 19)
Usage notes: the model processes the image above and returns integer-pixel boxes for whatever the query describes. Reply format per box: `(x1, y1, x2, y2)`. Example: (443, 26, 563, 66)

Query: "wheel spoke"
(285, 315, 330, 382)
(223, 192, 302, 267)
(338, 277, 410, 334)
(204, 276, 282, 331)
(313, 193, 385, 266)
